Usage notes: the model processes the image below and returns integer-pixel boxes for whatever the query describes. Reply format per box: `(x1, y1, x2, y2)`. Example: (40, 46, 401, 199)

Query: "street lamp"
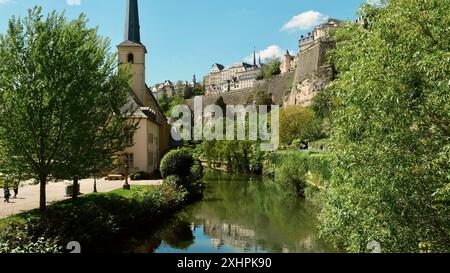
(123, 163, 130, 190)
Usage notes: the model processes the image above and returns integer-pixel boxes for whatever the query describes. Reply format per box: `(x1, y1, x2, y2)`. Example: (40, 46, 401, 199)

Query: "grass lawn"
(0, 185, 156, 229)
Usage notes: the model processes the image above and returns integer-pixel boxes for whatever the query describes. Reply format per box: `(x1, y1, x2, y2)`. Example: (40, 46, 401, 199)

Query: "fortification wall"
(184, 40, 335, 110)
(286, 40, 336, 106)
(185, 72, 295, 109)
(287, 65, 334, 106)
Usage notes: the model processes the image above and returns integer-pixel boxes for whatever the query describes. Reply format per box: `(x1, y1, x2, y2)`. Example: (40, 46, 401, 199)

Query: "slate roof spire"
(253, 46, 257, 67)
(124, 0, 141, 44)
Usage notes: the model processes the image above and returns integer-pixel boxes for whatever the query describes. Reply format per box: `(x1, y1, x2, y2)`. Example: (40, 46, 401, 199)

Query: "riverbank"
(0, 183, 191, 253)
(263, 150, 331, 197)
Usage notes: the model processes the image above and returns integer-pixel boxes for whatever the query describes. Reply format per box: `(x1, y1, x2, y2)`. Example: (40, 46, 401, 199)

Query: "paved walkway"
(0, 178, 162, 219)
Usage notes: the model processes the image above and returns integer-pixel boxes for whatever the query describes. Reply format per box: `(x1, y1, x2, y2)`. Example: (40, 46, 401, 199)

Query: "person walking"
(12, 174, 20, 199)
(3, 175, 10, 203)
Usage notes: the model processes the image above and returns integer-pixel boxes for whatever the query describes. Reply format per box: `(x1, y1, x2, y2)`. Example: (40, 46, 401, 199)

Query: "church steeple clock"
(117, 0, 149, 106)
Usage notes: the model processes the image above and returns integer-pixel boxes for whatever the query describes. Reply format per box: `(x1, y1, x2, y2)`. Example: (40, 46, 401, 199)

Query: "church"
(117, 0, 170, 174)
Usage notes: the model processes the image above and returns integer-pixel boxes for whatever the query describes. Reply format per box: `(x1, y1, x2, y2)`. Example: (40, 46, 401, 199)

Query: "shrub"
(0, 222, 62, 253)
(163, 175, 185, 189)
(190, 160, 204, 182)
(0, 183, 191, 253)
(130, 171, 152, 181)
(275, 156, 308, 197)
(160, 149, 194, 178)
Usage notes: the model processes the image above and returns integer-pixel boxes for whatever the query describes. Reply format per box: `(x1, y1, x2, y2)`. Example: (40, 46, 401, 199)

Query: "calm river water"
(129, 170, 336, 253)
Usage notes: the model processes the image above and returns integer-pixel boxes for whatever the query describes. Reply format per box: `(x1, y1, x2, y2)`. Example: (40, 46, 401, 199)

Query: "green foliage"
(158, 94, 186, 117)
(163, 175, 185, 189)
(160, 149, 194, 178)
(264, 59, 281, 78)
(0, 222, 62, 253)
(157, 93, 172, 115)
(201, 140, 264, 174)
(184, 84, 205, 99)
(268, 151, 332, 197)
(319, 0, 450, 252)
(0, 184, 188, 253)
(190, 160, 204, 182)
(279, 105, 323, 145)
(0, 7, 135, 209)
(130, 171, 152, 181)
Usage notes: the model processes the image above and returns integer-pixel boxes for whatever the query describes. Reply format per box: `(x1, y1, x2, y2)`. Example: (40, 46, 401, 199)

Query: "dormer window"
(127, 53, 134, 64)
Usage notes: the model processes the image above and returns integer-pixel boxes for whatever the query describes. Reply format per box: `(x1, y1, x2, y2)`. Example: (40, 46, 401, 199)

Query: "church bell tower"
(118, 0, 148, 106)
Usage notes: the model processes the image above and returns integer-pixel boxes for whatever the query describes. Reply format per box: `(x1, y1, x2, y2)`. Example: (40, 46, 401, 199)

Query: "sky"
(0, 0, 371, 85)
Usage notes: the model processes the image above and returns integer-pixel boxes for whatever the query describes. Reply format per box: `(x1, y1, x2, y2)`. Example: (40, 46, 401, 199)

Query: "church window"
(127, 53, 134, 64)
(126, 135, 133, 145)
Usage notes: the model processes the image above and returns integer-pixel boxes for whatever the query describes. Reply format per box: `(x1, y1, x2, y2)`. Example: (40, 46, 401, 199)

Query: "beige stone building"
(299, 18, 342, 52)
(203, 52, 263, 95)
(117, 0, 170, 174)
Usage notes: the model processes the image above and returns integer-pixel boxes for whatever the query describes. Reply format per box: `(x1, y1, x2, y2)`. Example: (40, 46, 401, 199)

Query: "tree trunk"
(243, 148, 250, 175)
(93, 177, 97, 193)
(39, 176, 46, 211)
(72, 178, 79, 201)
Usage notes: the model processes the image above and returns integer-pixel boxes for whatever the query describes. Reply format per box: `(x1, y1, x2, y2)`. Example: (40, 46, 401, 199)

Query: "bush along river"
(124, 170, 336, 253)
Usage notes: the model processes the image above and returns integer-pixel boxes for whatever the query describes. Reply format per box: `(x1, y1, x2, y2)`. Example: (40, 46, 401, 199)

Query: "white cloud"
(67, 0, 81, 6)
(244, 45, 284, 63)
(281, 10, 329, 31)
(0, 0, 14, 5)
(367, 0, 382, 6)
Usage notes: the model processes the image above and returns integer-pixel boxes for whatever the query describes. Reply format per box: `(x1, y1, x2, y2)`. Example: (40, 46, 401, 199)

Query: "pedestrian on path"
(3, 176, 11, 203)
(12, 174, 20, 199)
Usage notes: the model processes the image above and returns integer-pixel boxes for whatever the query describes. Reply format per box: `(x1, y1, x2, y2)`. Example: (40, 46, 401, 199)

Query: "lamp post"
(123, 163, 130, 190)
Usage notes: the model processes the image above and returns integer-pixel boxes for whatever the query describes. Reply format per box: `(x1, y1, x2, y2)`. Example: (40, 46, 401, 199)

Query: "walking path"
(0, 178, 162, 219)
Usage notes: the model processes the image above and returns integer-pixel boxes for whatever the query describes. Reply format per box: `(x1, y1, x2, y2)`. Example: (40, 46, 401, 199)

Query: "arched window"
(127, 53, 134, 64)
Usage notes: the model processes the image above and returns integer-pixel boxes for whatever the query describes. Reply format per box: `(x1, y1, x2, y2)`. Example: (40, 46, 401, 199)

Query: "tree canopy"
(319, 0, 450, 252)
(0, 7, 135, 209)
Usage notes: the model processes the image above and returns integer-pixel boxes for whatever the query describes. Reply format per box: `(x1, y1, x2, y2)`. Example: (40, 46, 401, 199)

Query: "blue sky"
(0, 0, 369, 85)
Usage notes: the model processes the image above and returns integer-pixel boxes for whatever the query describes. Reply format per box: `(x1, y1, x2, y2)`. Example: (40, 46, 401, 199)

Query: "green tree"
(279, 105, 322, 145)
(263, 59, 281, 78)
(0, 8, 135, 209)
(319, 0, 450, 252)
(192, 84, 205, 97)
(167, 95, 185, 117)
(157, 92, 171, 114)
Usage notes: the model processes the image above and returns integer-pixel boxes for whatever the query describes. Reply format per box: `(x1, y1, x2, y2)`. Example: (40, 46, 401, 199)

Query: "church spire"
(125, 0, 141, 44)
(253, 46, 257, 67)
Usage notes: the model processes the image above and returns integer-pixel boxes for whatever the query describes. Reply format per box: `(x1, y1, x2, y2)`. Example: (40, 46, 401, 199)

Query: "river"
(129, 170, 336, 253)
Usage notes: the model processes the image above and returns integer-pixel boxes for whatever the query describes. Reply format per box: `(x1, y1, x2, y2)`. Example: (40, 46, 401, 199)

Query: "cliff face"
(286, 65, 334, 106)
(286, 40, 336, 107)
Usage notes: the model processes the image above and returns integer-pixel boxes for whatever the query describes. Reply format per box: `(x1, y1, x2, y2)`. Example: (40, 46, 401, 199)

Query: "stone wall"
(286, 39, 336, 106)
(185, 72, 295, 109)
(184, 39, 336, 110)
(286, 65, 334, 106)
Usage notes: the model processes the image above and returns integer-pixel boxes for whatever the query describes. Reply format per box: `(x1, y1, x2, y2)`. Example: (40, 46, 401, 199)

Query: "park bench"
(106, 174, 124, 181)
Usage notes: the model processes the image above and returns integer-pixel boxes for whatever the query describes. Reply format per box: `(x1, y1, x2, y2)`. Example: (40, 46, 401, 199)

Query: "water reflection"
(132, 171, 336, 253)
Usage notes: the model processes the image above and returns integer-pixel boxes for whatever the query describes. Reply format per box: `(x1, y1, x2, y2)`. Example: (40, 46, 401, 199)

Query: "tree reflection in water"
(130, 170, 336, 253)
